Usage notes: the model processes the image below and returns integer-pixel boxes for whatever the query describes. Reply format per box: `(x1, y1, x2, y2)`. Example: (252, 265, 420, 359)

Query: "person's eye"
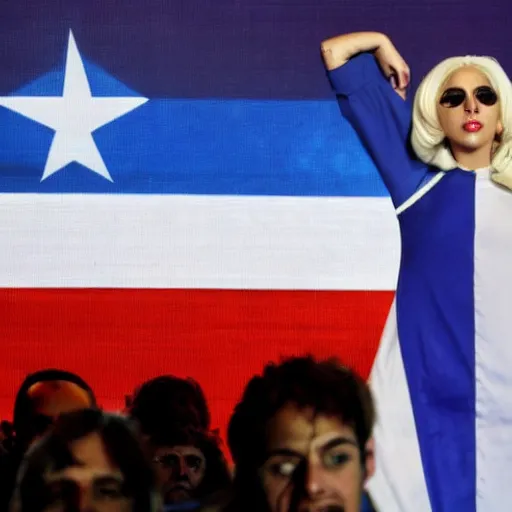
(324, 451, 351, 469)
(155, 455, 179, 468)
(476, 86, 498, 106)
(186, 456, 203, 471)
(97, 485, 123, 500)
(269, 460, 297, 477)
(45, 483, 66, 504)
(439, 88, 465, 108)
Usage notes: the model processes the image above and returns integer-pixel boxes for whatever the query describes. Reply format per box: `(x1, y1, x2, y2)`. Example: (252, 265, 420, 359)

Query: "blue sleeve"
(361, 492, 376, 512)
(327, 53, 429, 207)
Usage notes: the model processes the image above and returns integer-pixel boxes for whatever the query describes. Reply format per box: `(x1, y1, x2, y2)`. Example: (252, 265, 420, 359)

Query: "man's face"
(260, 404, 374, 512)
(41, 432, 133, 512)
(152, 445, 206, 505)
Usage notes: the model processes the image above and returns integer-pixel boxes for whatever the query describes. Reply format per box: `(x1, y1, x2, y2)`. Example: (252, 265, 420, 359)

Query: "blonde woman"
(321, 32, 512, 512)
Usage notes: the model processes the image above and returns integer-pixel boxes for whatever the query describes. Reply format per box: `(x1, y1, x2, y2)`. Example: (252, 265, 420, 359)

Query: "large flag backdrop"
(0, 0, 509, 435)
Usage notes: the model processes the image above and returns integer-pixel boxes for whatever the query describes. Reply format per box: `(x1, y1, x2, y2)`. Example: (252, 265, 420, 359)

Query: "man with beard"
(150, 427, 231, 511)
(126, 375, 230, 510)
(224, 356, 376, 512)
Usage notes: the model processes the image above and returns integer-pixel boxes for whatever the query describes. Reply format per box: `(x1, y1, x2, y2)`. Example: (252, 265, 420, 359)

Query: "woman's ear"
(494, 121, 504, 147)
(497, 120, 504, 137)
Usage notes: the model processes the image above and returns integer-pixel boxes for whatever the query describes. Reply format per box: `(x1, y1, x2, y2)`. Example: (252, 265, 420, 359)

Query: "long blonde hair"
(411, 56, 512, 188)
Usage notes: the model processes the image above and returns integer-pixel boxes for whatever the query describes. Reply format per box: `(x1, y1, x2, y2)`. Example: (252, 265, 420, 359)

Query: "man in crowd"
(150, 427, 231, 510)
(127, 375, 230, 510)
(10, 408, 158, 512)
(13, 369, 96, 449)
(0, 369, 96, 510)
(224, 355, 376, 512)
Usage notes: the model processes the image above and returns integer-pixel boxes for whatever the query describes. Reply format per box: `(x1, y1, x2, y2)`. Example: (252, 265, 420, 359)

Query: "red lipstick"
(463, 121, 482, 132)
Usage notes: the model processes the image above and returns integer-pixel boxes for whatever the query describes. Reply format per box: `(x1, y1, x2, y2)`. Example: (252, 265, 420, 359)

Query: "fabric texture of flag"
(0, 0, 401, 434)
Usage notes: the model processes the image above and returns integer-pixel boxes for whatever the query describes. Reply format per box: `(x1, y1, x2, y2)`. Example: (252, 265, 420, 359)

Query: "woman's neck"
(451, 143, 492, 171)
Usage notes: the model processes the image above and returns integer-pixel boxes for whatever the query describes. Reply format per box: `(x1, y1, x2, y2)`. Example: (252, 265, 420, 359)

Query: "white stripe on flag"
(0, 194, 400, 290)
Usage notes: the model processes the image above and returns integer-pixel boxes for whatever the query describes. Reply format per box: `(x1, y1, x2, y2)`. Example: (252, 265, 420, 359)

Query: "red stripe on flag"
(0, 289, 393, 435)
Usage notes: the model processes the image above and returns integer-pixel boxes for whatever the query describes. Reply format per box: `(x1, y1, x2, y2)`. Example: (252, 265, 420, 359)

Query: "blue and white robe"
(328, 54, 512, 512)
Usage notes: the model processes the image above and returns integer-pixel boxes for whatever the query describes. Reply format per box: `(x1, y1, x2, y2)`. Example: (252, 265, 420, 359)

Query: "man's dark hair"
(13, 369, 96, 447)
(11, 408, 156, 512)
(127, 375, 211, 435)
(226, 355, 375, 509)
(150, 426, 232, 501)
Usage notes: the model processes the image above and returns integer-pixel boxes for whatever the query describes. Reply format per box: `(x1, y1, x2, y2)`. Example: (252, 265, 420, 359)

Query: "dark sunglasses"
(439, 86, 498, 108)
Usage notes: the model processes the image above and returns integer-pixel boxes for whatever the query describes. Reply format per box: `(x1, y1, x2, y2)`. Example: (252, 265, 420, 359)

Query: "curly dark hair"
(127, 375, 211, 435)
(11, 409, 157, 512)
(226, 355, 375, 510)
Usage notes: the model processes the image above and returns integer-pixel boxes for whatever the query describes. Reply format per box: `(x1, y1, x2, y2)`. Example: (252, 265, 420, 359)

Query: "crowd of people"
(0, 357, 376, 512)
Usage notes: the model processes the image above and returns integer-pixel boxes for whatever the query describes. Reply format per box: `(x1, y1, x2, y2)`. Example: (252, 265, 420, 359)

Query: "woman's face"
(436, 66, 501, 161)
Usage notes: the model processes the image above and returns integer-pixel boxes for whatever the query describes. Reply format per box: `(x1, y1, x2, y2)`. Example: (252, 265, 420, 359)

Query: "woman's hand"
(374, 38, 410, 98)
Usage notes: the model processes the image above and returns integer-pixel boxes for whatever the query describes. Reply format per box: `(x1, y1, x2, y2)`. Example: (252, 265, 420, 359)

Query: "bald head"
(13, 370, 96, 448)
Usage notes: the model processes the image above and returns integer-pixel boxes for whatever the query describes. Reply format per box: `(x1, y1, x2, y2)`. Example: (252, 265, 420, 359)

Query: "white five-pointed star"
(0, 30, 148, 181)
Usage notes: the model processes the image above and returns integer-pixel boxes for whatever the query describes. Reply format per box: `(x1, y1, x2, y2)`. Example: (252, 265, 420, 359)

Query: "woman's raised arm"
(320, 32, 428, 208)
(321, 31, 410, 97)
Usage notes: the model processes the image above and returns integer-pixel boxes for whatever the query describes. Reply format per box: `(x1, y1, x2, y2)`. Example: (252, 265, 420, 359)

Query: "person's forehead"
(444, 66, 491, 88)
(70, 432, 119, 471)
(45, 466, 124, 486)
(155, 444, 204, 457)
(265, 403, 357, 452)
